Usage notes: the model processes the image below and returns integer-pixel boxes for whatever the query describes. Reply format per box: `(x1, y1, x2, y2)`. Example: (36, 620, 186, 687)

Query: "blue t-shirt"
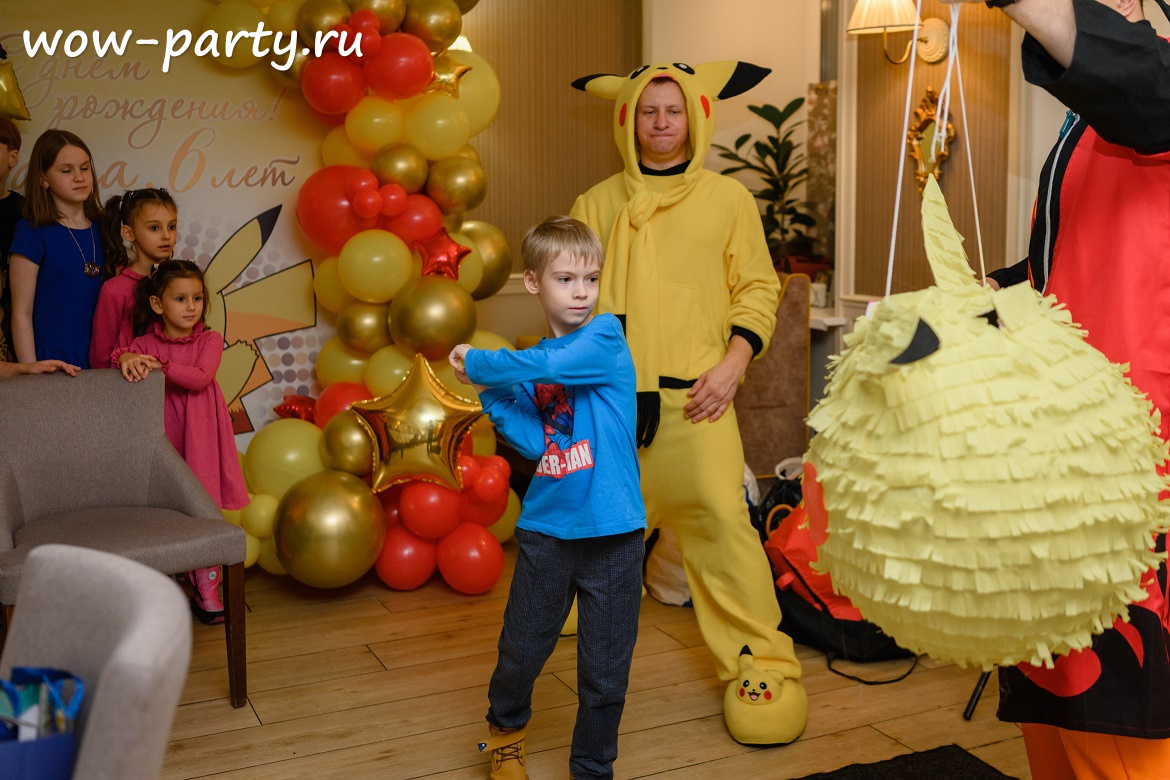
(9, 220, 105, 368)
(465, 313, 646, 540)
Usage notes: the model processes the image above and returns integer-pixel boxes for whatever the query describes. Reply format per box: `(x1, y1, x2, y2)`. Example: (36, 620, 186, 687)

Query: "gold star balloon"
(352, 353, 482, 492)
(425, 51, 473, 97)
(0, 58, 31, 121)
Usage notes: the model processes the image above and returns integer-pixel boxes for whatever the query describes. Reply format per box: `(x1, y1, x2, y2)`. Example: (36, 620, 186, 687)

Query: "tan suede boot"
(477, 725, 527, 780)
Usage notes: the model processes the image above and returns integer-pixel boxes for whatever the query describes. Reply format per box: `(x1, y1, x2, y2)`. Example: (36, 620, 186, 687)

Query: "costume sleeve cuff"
(730, 326, 763, 357)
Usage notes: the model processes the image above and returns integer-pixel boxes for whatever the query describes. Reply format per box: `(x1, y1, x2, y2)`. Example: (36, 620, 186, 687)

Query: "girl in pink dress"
(89, 188, 177, 369)
(115, 260, 248, 624)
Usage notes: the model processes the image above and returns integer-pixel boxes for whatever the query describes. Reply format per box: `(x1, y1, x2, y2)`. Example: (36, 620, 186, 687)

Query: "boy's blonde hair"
(521, 216, 605, 275)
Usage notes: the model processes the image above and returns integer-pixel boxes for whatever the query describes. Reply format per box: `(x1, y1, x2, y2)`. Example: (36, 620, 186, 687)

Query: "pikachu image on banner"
(204, 205, 316, 433)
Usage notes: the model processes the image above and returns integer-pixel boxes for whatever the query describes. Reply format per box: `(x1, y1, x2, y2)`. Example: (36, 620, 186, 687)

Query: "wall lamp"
(847, 0, 950, 65)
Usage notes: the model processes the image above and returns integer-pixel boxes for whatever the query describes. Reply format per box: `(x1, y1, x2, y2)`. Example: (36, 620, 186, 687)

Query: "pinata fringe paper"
(805, 178, 1170, 670)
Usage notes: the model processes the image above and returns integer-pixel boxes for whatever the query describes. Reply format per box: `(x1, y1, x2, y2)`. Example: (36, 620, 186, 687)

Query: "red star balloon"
(416, 228, 473, 280)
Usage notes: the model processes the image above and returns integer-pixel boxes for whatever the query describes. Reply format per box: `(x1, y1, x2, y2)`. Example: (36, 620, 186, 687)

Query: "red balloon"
(296, 166, 378, 254)
(377, 484, 404, 527)
(348, 10, 382, 59)
(376, 524, 437, 590)
(400, 482, 462, 539)
(301, 52, 368, 115)
(458, 489, 508, 526)
(346, 170, 379, 200)
(437, 523, 506, 595)
(364, 33, 434, 100)
(473, 469, 508, 503)
(352, 189, 383, 219)
(348, 9, 381, 32)
(460, 435, 474, 457)
(274, 394, 317, 423)
(379, 183, 408, 217)
(459, 454, 480, 490)
(315, 381, 374, 428)
(382, 194, 443, 245)
(483, 455, 511, 480)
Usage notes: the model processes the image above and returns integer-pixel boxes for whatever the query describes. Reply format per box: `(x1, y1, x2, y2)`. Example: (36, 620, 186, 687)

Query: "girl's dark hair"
(132, 260, 209, 337)
(21, 129, 103, 228)
(101, 188, 177, 278)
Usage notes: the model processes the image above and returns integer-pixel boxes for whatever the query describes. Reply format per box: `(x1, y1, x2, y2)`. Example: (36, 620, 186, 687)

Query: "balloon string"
(955, 34, 986, 281)
(884, 0, 925, 298)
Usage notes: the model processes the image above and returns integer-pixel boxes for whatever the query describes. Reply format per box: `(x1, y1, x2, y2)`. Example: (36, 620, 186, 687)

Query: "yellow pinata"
(805, 177, 1170, 670)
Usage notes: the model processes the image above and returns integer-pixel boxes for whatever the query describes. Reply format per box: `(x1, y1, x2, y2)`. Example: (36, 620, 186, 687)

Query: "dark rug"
(796, 744, 1018, 779)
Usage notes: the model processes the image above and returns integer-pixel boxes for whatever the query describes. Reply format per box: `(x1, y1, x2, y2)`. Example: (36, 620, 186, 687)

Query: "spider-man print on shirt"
(531, 383, 593, 479)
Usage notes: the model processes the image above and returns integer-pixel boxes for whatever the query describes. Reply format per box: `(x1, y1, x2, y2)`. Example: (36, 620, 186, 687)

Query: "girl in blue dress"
(9, 130, 105, 368)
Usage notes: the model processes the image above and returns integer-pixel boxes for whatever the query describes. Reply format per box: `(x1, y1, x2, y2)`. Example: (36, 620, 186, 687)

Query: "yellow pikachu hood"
(572, 61, 770, 180)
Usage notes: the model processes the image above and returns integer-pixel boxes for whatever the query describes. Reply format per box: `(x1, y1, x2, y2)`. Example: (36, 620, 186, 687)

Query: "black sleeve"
(1022, 0, 1170, 154)
(730, 325, 763, 358)
(986, 258, 1030, 289)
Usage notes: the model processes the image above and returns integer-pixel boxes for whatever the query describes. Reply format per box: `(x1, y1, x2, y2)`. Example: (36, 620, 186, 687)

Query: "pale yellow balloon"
(450, 143, 480, 164)
(488, 488, 521, 544)
(266, 0, 299, 32)
(338, 229, 414, 303)
(243, 418, 325, 499)
(430, 358, 479, 403)
(404, 94, 470, 161)
(242, 493, 280, 539)
(244, 532, 262, 567)
(345, 97, 406, 157)
(203, 1, 267, 68)
(317, 337, 371, 386)
(222, 507, 244, 526)
(349, 0, 407, 31)
(450, 232, 483, 295)
(320, 410, 376, 476)
(443, 212, 465, 235)
(364, 344, 414, 396)
(297, 0, 351, 42)
(314, 256, 357, 313)
(322, 125, 372, 168)
(336, 301, 393, 354)
(450, 50, 500, 136)
(470, 413, 496, 456)
(257, 536, 288, 575)
(469, 329, 515, 352)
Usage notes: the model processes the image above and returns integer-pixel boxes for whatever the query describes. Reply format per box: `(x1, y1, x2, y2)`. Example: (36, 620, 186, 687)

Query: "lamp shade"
(847, 0, 920, 33)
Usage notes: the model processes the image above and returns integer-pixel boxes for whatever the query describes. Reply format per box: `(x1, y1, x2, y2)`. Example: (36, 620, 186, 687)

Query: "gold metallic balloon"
(336, 301, 393, 354)
(266, 0, 300, 34)
(349, 0, 407, 31)
(443, 212, 465, 235)
(297, 0, 353, 44)
(320, 410, 376, 476)
(372, 143, 430, 193)
(0, 62, 31, 120)
(425, 52, 473, 97)
(452, 0, 479, 12)
(460, 220, 513, 300)
(425, 156, 487, 214)
(403, 0, 462, 54)
(352, 354, 482, 492)
(388, 276, 477, 360)
(274, 470, 387, 588)
(267, 44, 311, 91)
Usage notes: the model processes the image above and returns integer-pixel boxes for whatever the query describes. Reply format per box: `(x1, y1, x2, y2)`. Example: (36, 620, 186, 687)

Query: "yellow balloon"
(297, 0, 351, 42)
(274, 470, 387, 588)
(461, 220, 513, 300)
(222, 507, 244, 526)
(450, 232, 483, 295)
(449, 143, 480, 164)
(317, 337, 370, 386)
(267, 44, 311, 91)
(372, 143, 430, 193)
(404, 95, 470, 161)
(425, 156, 487, 214)
(388, 276, 477, 360)
(443, 212, 465, 235)
(314, 256, 357, 313)
(257, 535, 288, 575)
(338, 229, 414, 303)
(349, 0, 407, 31)
(243, 418, 325, 499)
(322, 125, 372, 168)
(266, 0, 300, 33)
(320, 410, 376, 476)
(469, 329, 515, 352)
(336, 301, 393, 354)
(488, 488, 521, 544)
(203, 1, 267, 68)
(345, 97, 406, 157)
(402, 0, 462, 54)
(470, 413, 496, 456)
(450, 50, 501, 136)
(242, 493, 280, 538)
(364, 344, 414, 396)
(244, 532, 262, 567)
(430, 358, 478, 402)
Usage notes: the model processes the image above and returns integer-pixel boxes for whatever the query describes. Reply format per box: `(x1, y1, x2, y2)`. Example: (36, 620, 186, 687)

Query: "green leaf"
(749, 103, 785, 129)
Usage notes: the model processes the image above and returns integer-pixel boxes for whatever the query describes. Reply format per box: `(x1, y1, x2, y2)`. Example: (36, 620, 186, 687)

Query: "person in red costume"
(952, 0, 1170, 776)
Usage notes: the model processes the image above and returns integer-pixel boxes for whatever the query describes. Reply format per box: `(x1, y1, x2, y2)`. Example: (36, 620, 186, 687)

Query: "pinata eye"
(630, 65, 649, 79)
(673, 63, 695, 74)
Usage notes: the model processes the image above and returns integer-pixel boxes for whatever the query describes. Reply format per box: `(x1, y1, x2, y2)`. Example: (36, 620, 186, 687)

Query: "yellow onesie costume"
(570, 61, 807, 746)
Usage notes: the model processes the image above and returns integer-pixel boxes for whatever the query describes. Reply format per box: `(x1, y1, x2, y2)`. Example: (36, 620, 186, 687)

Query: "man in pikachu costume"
(570, 61, 807, 746)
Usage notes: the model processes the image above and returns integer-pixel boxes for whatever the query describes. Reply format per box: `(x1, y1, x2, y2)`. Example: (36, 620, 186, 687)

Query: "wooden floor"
(163, 543, 1031, 779)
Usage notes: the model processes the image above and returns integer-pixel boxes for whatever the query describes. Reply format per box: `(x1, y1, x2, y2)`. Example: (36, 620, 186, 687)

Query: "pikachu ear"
(696, 61, 771, 101)
(571, 73, 625, 100)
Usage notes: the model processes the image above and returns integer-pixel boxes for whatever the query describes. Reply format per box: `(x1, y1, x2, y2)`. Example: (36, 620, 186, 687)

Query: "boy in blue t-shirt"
(450, 215, 645, 780)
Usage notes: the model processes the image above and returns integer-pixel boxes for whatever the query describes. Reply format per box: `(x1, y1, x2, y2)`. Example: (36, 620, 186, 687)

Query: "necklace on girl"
(66, 224, 101, 278)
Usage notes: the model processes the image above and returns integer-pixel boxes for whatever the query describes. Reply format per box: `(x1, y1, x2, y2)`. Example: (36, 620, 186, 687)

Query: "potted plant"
(712, 98, 820, 269)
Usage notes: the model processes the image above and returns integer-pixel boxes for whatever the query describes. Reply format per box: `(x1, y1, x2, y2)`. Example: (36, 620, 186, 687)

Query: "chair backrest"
(737, 272, 812, 475)
(0, 370, 169, 522)
(0, 544, 191, 780)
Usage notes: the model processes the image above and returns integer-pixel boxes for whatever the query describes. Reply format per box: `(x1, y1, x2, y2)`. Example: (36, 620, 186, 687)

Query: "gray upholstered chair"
(0, 544, 191, 779)
(0, 370, 247, 707)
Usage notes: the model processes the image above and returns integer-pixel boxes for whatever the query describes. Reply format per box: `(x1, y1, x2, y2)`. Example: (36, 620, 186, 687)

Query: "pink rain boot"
(188, 567, 225, 625)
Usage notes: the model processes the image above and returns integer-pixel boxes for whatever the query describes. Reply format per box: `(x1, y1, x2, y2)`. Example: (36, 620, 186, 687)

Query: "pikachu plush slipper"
(723, 646, 808, 747)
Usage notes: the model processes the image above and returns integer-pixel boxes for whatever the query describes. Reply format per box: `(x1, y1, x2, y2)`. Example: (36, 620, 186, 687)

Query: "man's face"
(635, 79, 689, 170)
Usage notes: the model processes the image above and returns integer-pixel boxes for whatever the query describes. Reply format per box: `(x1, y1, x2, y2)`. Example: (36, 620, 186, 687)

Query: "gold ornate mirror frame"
(906, 87, 956, 194)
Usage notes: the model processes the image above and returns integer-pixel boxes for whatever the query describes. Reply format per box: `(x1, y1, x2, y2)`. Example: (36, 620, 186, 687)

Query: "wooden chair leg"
(222, 562, 247, 708)
(0, 604, 9, 653)
(963, 670, 992, 720)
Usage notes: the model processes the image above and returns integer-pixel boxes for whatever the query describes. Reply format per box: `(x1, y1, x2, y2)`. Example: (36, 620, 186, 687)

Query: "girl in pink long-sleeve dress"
(89, 188, 177, 369)
(115, 260, 248, 624)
